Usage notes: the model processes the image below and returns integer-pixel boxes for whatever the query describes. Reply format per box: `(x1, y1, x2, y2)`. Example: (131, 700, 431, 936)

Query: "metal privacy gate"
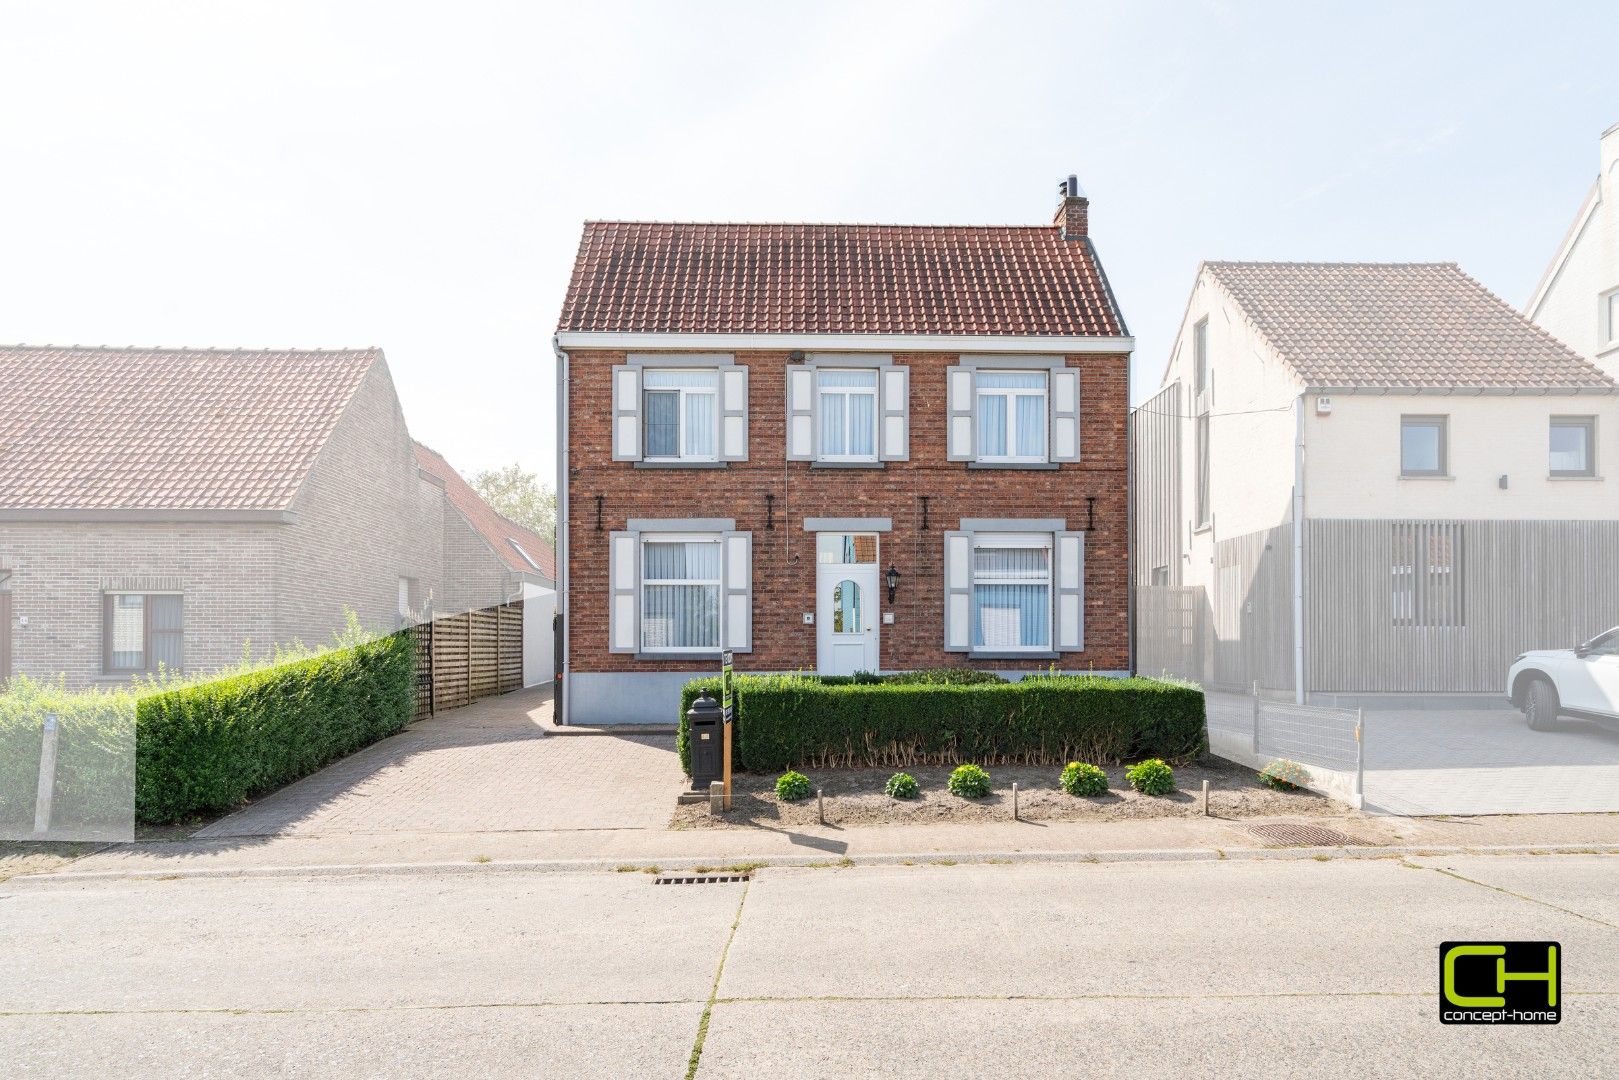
(409, 600, 524, 718)
(1205, 689, 1364, 807)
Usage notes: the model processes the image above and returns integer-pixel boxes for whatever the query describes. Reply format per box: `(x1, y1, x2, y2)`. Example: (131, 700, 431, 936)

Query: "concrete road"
(3, 855, 1616, 1078)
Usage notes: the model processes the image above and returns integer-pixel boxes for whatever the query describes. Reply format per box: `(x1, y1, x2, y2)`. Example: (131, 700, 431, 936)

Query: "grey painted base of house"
(565, 668, 1132, 726)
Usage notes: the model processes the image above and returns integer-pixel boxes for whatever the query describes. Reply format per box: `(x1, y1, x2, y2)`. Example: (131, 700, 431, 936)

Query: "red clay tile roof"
(558, 221, 1127, 337)
(413, 443, 556, 581)
(0, 345, 380, 511)
(1204, 262, 1616, 389)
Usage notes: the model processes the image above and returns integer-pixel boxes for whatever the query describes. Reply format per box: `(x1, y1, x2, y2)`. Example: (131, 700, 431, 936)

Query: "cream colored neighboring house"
(1528, 122, 1619, 380)
(1132, 262, 1619, 699)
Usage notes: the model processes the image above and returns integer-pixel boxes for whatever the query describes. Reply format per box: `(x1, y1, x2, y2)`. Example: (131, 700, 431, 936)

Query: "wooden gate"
(409, 600, 524, 717)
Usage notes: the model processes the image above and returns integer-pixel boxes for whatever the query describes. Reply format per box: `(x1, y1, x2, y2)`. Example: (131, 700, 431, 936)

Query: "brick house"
(0, 345, 553, 689)
(553, 178, 1135, 725)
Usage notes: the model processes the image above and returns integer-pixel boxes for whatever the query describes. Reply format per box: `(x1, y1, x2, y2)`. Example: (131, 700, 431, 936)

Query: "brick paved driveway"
(194, 688, 683, 838)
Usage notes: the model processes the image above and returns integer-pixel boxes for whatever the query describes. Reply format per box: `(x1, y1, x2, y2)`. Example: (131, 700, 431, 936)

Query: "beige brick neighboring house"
(0, 345, 552, 689)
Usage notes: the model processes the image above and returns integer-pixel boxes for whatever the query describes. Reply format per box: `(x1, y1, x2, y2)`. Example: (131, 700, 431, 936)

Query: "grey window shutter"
(943, 530, 972, 651)
(722, 531, 752, 652)
(786, 366, 816, 460)
(1051, 368, 1081, 463)
(609, 530, 640, 653)
(1055, 531, 1085, 651)
(721, 366, 749, 462)
(947, 366, 975, 461)
(612, 366, 642, 462)
(880, 365, 909, 461)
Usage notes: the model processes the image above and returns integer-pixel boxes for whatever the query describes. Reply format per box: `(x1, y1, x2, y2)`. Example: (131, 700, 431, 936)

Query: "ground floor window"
(640, 538, 721, 651)
(971, 537, 1051, 651)
(103, 592, 183, 674)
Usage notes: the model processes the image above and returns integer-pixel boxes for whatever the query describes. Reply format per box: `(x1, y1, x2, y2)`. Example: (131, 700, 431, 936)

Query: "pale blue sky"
(2, 1, 1614, 482)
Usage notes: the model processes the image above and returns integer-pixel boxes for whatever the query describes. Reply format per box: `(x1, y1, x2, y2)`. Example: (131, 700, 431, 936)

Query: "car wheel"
(1524, 678, 1557, 732)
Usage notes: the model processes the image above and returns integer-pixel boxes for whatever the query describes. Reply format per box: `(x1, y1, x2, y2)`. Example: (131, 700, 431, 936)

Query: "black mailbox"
(687, 692, 722, 789)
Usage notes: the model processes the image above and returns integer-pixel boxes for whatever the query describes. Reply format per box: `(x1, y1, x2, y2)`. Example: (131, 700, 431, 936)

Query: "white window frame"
(968, 532, 1053, 653)
(1602, 288, 1619, 351)
(975, 371, 1049, 464)
(638, 533, 723, 654)
(815, 369, 880, 462)
(643, 371, 719, 463)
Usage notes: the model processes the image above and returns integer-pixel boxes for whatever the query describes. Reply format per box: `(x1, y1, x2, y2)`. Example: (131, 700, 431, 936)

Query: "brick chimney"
(1054, 174, 1088, 240)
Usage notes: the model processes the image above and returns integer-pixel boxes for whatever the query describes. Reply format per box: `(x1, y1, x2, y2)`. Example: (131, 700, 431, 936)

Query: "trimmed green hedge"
(134, 632, 416, 824)
(678, 673, 1206, 775)
(0, 678, 136, 834)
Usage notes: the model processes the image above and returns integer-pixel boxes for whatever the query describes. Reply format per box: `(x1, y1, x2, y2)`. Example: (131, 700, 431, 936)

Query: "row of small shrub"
(773, 759, 1179, 803)
(679, 671, 1205, 775)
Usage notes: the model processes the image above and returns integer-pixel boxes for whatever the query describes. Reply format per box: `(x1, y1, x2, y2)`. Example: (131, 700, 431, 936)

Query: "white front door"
(816, 536, 880, 675)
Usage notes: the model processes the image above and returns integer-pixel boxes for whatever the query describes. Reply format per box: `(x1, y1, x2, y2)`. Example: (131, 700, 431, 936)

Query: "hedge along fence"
(134, 631, 416, 824)
(678, 673, 1207, 775)
(0, 678, 136, 836)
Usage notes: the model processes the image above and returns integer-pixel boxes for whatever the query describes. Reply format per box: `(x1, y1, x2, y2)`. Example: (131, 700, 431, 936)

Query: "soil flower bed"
(671, 757, 1356, 830)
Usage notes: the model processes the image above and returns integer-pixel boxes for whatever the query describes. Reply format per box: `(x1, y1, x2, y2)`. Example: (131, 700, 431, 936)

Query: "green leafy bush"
(1060, 761, 1109, 797)
(882, 668, 1007, 686)
(885, 772, 920, 799)
(677, 673, 1205, 775)
(1259, 759, 1312, 791)
(1125, 758, 1175, 796)
(0, 678, 136, 834)
(135, 631, 416, 824)
(775, 770, 813, 802)
(948, 763, 992, 799)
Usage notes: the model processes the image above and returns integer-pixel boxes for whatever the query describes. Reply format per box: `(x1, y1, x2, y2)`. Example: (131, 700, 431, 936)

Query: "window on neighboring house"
(1550, 416, 1597, 477)
(1400, 416, 1448, 477)
(1193, 318, 1210, 398)
(975, 371, 1048, 463)
(643, 370, 718, 461)
(816, 369, 879, 461)
(1151, 565, 1170, 586)
(397, 576, 416, 619)
(970, 536, 1052, 652)
(1391, 523, 1465, 627)
(1192, 319, 1213, 528)
(1603, 288, 1619, 350)
(1194, 414, 1211, 528)
(102, 593, 183, 674)
(640, 538, 722, 652)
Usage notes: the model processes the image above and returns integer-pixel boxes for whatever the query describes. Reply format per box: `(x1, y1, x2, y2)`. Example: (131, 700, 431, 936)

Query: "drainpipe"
(1291, 394, 1306, 705)
(552, 336, 571, 724)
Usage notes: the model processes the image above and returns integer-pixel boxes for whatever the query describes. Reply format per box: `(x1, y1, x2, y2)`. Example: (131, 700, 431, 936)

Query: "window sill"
(635, 650, 722, 661)
(1191, 523, 1213, 536)
(1397, 474, 1453, 481)
(811, 460, 883, 469)
(1549, 474, 1603, 481)
(967, 461, 1058, 471)
(969, 651, 1060, 661)
(635, 461, 727, 470)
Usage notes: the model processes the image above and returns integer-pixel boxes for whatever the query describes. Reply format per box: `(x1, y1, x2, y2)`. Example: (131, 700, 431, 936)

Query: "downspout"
(552, 336, 571, 724)
(1291, 394, 1306, 705)
(1126, 367, 1136, 676)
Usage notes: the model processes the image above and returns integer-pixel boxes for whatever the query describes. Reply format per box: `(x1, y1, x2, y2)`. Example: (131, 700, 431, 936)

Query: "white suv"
(1507, 627, 1619, 731)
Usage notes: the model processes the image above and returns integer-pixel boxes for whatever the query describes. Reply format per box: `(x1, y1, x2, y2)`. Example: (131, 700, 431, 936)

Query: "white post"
(709, 780, 724, 816)
(33, 714, 60, 836)
(1201, 779, 1210, 816)
(1012, 782, 1019, 821)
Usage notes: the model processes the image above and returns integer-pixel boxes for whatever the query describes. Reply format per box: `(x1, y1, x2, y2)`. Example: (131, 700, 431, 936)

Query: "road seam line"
(685, 877, 751, 1080)
(1412, 861, 1619, 931)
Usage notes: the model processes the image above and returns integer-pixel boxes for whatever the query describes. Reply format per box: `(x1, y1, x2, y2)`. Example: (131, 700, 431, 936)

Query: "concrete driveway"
(193, 687, 684, 838)
(3, 855, 1615, 1077)
(1208, 692, 1619, 815)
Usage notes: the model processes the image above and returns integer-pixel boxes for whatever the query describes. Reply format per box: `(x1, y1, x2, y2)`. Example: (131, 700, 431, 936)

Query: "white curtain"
(642, 542, 720, 648)
(977, 394, 1007, 457)
(684, 392, 716, 458)
(1015, 393, 1045, 458)
(971, 547, 1050, 648)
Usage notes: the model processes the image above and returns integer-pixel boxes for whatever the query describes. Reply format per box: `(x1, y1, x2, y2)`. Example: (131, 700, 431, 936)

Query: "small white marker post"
(817, 789, 825, 826)
(1201, 779, 1210, 816)
(33, 713, 61, 837)
(709, 780, 724, 816)
(1012, 782, 1019, 821)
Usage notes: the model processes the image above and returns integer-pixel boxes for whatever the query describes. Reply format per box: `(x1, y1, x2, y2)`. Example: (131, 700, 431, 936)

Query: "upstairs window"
(975, 371, 1048, 463)
(816, 370, 879, 461)
(1550, 416, 1596, 477)
(1400, 416, 1448, 477)
(103, 593, 183, 675)
(643, 370, 718, 461)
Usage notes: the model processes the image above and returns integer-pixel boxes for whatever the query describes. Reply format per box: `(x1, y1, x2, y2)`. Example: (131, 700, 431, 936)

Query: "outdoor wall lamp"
(885, 564, 900, 603)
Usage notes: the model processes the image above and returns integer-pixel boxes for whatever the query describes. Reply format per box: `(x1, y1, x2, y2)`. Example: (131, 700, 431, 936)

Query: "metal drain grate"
(1248, 823, 1370, 848)
(654, 874, 751, 885)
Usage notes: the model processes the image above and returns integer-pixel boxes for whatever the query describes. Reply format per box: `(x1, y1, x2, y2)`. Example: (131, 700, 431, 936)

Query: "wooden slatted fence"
(409, 600, 524, 717)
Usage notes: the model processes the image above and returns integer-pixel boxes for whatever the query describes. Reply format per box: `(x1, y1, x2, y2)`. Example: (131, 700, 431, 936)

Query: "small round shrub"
(1125, 758, 1175, 796)
(775, 771, 813, 802)
(1259, 759, 1312, 791)
(1060, 761, 1109, 797)
(948, 763, 992, 799)
(885, 772, 920, 799)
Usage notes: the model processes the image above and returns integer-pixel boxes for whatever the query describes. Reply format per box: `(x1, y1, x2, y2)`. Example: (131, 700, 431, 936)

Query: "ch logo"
(1440, 942, 1560, 1024)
